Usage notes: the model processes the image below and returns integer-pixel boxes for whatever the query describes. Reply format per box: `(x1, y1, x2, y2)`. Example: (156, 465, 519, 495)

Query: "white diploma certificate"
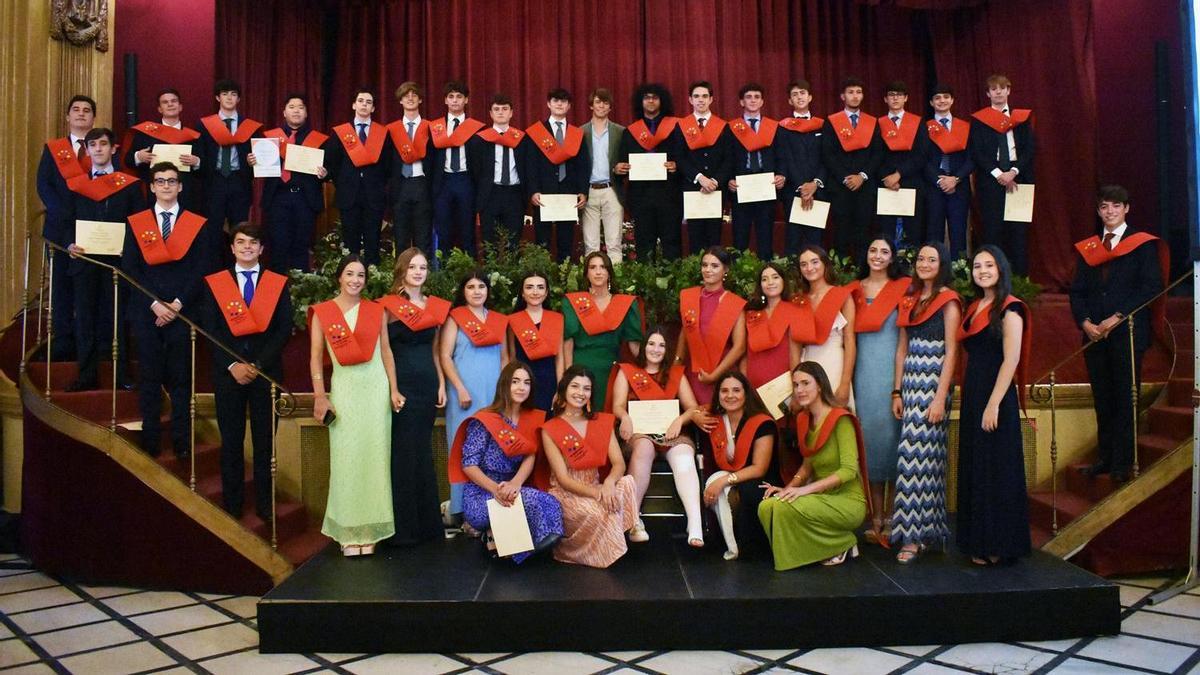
(486, 493, 534, 558)
(75, 220, 126, 256)
(1004, 183, 1036, 222)
(735, 172, 776, 203)
(628, 152, 668, 181)
(538, 193, 579, 222)
(251, 138, 281, 178)
(789, 198, 831, 228)
(876, 188, 917, 217)
(683, 190, 722, 219)
(151, 144, 192, 172)
(283, 144, 325, 176)
(628, 399, 681, 436)
(756, 371, 795, 420)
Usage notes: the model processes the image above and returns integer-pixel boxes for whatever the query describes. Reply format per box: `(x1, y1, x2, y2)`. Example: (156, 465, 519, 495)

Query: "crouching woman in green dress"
(759, 361, 871, 570)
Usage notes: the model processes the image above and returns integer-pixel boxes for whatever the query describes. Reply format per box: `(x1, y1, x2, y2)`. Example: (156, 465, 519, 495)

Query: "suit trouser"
(535, 215, 578, 261)
(266, 188, 319, 272)
(71, 263, 127, 384)
(1084, 329, 1144, 473)
(829, 182, 876, 259)
(132, 318, 191, 453)
(214, 370, 274, 516)
(48, 246, 76, 359)
(434, 172, 475, 258)
(340, 202, 386, 265)
(732, 199, 777, 259)
(391, 176, 432, 255)
(877, 186, 926, 248)
(204, 172, 252, 231)
(978, 179, 1028, 275)
(629, 189, 682, 260)
(478, 184, 526, 247)
(926, 185, 971, 260)
(581, 186, 624, 262)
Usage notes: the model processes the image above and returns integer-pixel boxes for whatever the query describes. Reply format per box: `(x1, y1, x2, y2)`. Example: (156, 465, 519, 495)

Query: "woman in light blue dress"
(440, 268, 509, 527)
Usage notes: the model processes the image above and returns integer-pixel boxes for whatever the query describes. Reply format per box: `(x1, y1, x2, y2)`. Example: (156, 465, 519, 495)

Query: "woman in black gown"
(381, 247, 452, 545)
(956, 245, 1031, 565)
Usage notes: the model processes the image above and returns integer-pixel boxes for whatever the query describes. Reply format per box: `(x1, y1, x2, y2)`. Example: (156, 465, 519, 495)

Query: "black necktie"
(938, 118, 951, 173)
(748, 118, 760, 170)
(93, 171, 108, 178)
(450, 118, 462, 172)
(698, 117, 706, 130)
(219, 118, 234, 177)
(501, 145, 512, 185)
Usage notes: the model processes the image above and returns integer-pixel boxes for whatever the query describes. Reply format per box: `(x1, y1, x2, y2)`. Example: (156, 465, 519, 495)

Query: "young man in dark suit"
(326, 87, 390, 265)
(125, 88, 204, 212)
(37, 94, 96, 360)
(524, 87, 590, 261)
(195, 79, 262, 235)
(727, 82, 784, 259)
(122, 162, 214, 458)
(430, 81, 484, 258)
(970, 74, 1035, 275)
(386, 82, 436, 254)
(775, 79, 828, 254)
(821, 77, 881, 258)
(469, 93, 529, 247)
(256, 93, 328, 272)
(1069, 185, 1166, 483)
(923, 84, 974, 259)
(202, 223, 293, 519)
(613, 83, 682, 260)
(64, 128, 142, 391)
(674, 80, 733, 253)
(876, 81, 931, 248)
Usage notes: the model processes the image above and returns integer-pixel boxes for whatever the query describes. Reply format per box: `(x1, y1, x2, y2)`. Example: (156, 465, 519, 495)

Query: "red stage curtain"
(215, 0, 1098, 288)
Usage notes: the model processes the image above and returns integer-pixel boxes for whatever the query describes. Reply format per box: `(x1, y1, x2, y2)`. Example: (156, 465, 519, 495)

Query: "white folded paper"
(876, 188, 917, 217)
(283, 144, 325, 176)
(789, 198, 831, 228)
(628, 399, 681, 435)
(74, 220, 126, 256)
(1004, 183, 1035, 222)
(736, 172, 776, 203)
(539, 193, 579, 222)
(251, 138, 281, 178)
(756, 371, 794, 420)
(486, 493, 534, 557)
(151, 144, 191, 172)
(628, 152, 667, 181)
(683, 190, 722, 219)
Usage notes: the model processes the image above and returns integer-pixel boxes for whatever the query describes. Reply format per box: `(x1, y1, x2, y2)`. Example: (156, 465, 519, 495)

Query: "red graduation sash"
(626, 117, 678, 150)
(204, 269, 287, 337)
(850, 278, 910, 333)
(677, 114, 727, 150)
(680, 287, 746, 374)
(971, 107, 1033, 134)
(448, 409, 546, 483)
(46, 137, 90, 182)
(385, 119, 431, 164)
(199, 114, 263, 145)
(128, 209, 206, 265)
(789, 409, 871, 515)
(827, 111, 876, 152)
(779, 116, 824, 133)
(332, 122, 386, 167)
(1074, 231, 1170, 336)
(378, 294, 450, 332)
(430, 116, 486, 149)
(263, 128, 328, 182)
(544, 413, 615, 470)
(710, 413, 772, 473)
(878, 113, 922, 152)
(476, 126, 525, 149)
(792, 285, 854, 344)
(745, 301, 801, 353)
(926, 117, 970, 154)
(450, 306, 508, 347)
(309, 299, 383, 366)
(958, 295, 1033, 410)
(897, 288, 961, 327)
(508, 309, 563, 361)
(68, 171, 138, 201)
(525, 121, 585, 165)
(618, 363, 684, 401)
(133, 121, 201, 144)
(728, 117, 778, 152)
(566, 292, 636, 336)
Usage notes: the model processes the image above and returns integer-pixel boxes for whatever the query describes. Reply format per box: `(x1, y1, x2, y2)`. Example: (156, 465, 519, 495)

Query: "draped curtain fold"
(216, 0, 1096, 288)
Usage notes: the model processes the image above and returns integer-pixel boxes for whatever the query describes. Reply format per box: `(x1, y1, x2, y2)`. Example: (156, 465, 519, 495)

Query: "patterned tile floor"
(0, 554, 1197, 674)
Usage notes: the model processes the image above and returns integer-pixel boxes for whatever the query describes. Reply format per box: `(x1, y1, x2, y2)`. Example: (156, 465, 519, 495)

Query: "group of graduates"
(35, 69, 1162, 565)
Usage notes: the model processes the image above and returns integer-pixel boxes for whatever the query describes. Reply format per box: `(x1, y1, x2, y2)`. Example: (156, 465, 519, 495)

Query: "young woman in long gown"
(677, 246, 746, 406)
(507, 271, 564, 413)
(741, 262, 803, 391)
(795, 246, 856, 409)
(562, 252, 642, 410)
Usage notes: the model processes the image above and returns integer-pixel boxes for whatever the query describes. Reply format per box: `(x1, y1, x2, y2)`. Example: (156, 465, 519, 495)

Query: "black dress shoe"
(1110, 469, 1132, 484)
(66, 379, 98, 392)
(1080, 462, 1110, 477)
(174, 448, 191, 461)
(116, 379, 135, 391)
(256, 505, 272, 521)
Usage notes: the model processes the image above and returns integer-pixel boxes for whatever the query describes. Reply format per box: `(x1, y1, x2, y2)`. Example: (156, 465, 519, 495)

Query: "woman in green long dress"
(759, 361, 869, 570)
(562, 251, 642, 409)
(309, 255, 402, 556)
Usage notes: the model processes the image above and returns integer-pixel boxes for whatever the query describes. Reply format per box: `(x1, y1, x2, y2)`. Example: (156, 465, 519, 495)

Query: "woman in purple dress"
(453, 361, 564, 562)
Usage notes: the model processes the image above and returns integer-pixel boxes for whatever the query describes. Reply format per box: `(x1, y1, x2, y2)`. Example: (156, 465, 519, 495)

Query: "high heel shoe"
(822, 544, 859, 566)
(723, 548, 739, 561)
(341, 545, 362, 557)
(896, 543, 925, 564)
(359, 544, 376, 556)
(628, 519, 650, 543)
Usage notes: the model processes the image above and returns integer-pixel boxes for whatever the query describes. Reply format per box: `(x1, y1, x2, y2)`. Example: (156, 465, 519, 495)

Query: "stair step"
(1030, 522, 1054, 549)
(1147, 405, 1193, 439)
(52, 391, 141, 421)
(1167, 378, 1194, 408)
(1028, 490, 1094, 530)
(1063, 463, 1119, 502)
(277, 530, 332, 566)
(641, 494, 685, 515)
(1137, 433, 1183, 466)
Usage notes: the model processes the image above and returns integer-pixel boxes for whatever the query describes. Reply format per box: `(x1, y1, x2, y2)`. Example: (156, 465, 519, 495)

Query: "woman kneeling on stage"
(760, 362, 870, 570)
(451, 361, 564, 563)
(699, 371, 777, 561)
(542, 365, 640, 568)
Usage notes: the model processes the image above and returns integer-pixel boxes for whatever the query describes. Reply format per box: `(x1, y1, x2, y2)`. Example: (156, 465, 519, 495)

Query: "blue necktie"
(160, 211, 173, 240)
(241, 270, 255, 305)
(554, 121, 565, 181)
(747, 118, 760, 170)
(938, 117, 951, 173)
(357, 123, 368, 143)
(849, 113, 859, 129)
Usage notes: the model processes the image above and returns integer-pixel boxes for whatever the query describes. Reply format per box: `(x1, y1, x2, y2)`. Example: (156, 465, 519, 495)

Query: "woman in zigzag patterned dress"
(890, 242, 961, 563)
